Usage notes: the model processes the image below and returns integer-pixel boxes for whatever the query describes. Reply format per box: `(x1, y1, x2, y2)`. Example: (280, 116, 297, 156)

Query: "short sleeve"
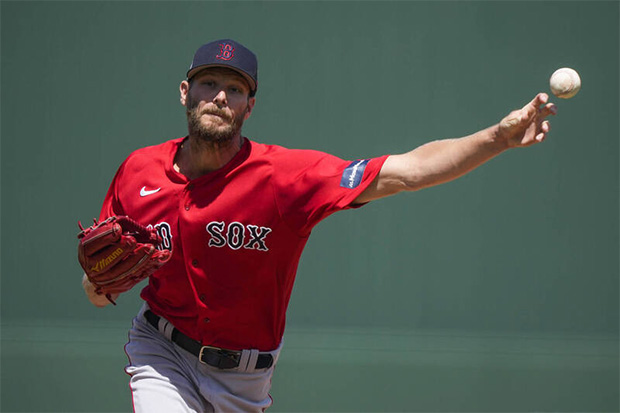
(271, 149, 389, 235)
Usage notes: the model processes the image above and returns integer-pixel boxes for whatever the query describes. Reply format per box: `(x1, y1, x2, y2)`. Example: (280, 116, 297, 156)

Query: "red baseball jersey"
(100, 137, 388, 351)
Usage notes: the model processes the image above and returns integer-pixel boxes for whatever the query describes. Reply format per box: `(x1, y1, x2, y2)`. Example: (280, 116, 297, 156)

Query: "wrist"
(487, 124, 511, 152)
(82, 274, 115, 308)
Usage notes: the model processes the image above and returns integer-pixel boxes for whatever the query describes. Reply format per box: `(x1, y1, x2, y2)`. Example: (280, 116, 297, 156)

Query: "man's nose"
(213, 90, 227, 107)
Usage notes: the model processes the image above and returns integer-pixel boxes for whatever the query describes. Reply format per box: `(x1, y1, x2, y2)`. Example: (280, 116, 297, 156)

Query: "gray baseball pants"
(124, 304, 281, 412)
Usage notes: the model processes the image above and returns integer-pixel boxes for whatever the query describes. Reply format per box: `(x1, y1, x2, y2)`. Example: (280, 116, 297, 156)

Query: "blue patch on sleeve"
(340, 159, 370, 189)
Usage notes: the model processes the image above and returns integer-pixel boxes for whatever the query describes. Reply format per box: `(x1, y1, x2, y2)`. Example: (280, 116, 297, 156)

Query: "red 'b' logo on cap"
(216, 44, 235, 61)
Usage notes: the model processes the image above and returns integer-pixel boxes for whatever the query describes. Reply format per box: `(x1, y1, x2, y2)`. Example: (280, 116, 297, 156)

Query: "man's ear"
(179, 80, 190, 107)
(244, 97, 256, 121)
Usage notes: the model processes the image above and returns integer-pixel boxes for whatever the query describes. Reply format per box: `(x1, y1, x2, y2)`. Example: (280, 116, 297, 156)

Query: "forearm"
(82, 273, 117, 308)
(399, 124, 507, 191)
(355, 93, 555, 204)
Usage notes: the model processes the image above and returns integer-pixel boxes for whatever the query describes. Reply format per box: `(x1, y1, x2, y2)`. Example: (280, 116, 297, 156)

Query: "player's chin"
(194, 125, 237, 145)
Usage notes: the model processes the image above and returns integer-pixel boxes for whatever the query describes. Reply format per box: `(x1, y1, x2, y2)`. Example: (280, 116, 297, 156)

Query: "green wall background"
(1, 1, 618, 412)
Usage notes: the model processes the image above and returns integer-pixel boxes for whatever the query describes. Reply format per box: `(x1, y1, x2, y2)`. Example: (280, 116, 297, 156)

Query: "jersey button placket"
(183, 190, 190, 210)
(184, 183, 209, 325)
(183, 182, 193, 211)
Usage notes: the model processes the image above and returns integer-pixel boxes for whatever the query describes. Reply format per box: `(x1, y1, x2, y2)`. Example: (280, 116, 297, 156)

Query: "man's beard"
(186, 97, 246, 148)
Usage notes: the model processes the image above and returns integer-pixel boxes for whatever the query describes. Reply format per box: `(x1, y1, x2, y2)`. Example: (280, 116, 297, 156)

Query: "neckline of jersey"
(166, 136, 252, 185)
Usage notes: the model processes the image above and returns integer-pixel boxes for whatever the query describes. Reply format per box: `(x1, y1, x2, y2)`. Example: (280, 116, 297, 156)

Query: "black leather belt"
(144, 310, 273, 370)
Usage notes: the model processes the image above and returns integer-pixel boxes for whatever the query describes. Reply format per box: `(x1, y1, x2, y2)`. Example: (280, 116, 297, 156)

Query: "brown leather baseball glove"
(78, 216, 171, 305)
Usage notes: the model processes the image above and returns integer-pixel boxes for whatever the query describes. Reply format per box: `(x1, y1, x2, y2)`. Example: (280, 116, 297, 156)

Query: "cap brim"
(187, 64, 256, 93)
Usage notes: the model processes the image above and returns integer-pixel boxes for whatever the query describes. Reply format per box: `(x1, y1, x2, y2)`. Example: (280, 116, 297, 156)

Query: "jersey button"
(185, 205, 190, 211)
(203, 318, 210, 323)
(187, 184, 194, 190)
(199, 294, 206, 302)
(192, 259, 198, 266)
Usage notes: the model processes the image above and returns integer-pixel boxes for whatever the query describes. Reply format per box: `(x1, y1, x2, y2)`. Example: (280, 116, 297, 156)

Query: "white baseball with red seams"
(549, 67, 581, 99)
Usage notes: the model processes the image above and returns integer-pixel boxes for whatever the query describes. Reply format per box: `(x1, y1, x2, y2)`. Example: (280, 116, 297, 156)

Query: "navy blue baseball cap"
(187, 39, 258, 96)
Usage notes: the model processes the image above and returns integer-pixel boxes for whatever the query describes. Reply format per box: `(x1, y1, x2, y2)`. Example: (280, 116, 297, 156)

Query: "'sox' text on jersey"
(206, 221, 272, 251)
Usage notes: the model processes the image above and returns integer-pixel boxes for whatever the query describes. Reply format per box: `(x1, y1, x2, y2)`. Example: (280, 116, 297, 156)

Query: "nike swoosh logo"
(140, 186, 161, 197)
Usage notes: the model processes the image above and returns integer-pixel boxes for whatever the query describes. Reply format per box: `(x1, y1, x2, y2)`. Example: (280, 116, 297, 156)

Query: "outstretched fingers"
(540, 102, 558, 119)
(534, 101, 557, 143)
(499, 92, 558, 147)
(529, 93, 558, 143)
(521, 93, 548, 121)
(531, 92, 549, 108)
(535, 120, 551, 142)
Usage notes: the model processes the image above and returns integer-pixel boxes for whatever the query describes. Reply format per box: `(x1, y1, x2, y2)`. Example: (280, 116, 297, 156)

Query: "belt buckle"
(198, 345, 240, 369)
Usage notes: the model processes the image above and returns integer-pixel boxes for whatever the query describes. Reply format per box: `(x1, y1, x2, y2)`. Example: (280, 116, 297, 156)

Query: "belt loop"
(245, 349, 259, 373)
(157, 317, 174, 341)
(163, 321, 175, 341)
(237, 349, 251, 372)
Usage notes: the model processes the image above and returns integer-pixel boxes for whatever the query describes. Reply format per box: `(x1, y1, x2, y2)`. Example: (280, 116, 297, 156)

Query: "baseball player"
(79, 39, 557, 412)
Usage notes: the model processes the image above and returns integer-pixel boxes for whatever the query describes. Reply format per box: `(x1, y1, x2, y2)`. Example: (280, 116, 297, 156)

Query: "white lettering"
(205, 221, 272, 252)
(348, 160, 364, 188)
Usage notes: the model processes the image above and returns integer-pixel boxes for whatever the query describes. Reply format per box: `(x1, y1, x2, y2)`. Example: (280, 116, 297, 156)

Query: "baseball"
(549, 67, 581, 99)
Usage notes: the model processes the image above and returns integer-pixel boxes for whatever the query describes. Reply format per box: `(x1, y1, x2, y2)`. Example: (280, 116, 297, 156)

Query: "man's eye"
(202, 80, 215, 87)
